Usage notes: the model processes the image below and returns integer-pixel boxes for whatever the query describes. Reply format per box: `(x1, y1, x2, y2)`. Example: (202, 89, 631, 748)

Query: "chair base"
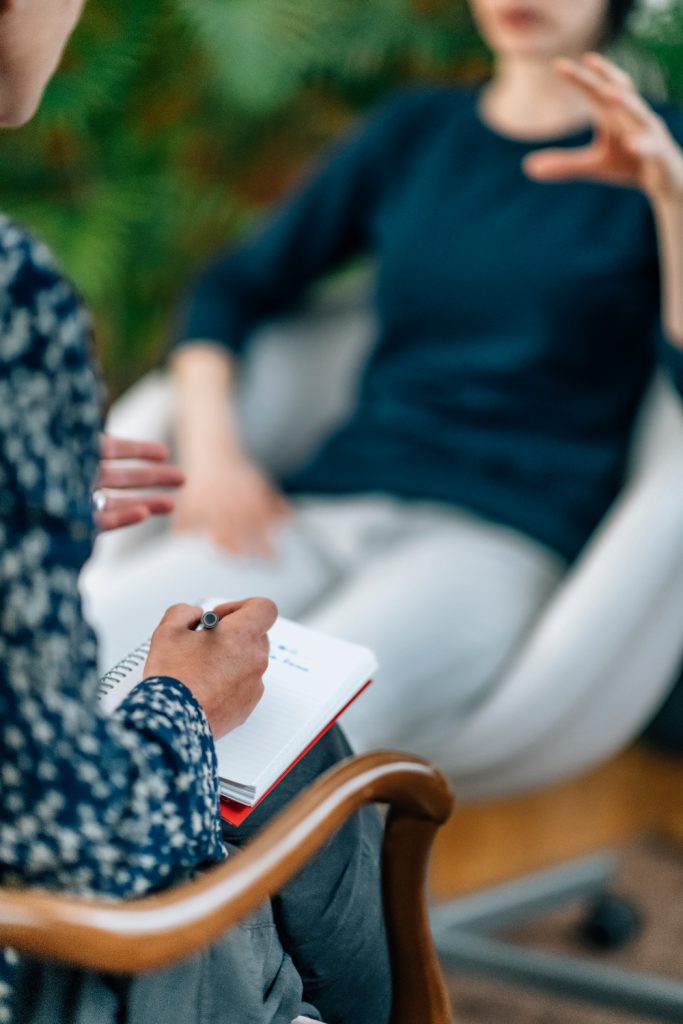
(431, 853, 683, 1022)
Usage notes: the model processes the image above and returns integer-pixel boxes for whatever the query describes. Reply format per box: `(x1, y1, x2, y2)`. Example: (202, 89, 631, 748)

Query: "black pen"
(196, 610, 220, 632)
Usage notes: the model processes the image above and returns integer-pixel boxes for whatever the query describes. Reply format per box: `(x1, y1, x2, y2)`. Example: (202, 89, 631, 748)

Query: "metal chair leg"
(431, 852, 683, 1022)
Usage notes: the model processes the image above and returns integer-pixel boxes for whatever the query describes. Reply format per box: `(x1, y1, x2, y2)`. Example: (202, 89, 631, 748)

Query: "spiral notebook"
(98, 612, 377, 825)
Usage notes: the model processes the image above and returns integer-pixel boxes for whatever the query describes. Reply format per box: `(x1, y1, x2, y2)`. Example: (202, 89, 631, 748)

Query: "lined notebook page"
(215, 618, 376, 802)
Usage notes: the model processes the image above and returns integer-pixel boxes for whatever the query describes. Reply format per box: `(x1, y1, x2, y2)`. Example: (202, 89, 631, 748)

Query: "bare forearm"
(171, 343, 244, 468)
(170, 343, 287, 553)
(653, 197, 683, 349)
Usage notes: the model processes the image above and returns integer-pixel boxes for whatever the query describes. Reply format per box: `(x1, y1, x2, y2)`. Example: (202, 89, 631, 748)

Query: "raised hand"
(94, 436, 186, 532)
(524, 52, 683, 205)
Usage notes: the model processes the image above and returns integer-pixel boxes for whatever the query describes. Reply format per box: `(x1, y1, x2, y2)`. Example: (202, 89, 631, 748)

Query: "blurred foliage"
(0, 0, 681, 394)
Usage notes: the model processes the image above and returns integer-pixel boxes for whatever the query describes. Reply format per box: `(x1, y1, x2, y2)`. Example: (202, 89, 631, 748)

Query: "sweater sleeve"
(173, 91, 427, 354)
(655, 105, 683, 400)
(0, 220, 225, 903)
(661, 338, 683, 398)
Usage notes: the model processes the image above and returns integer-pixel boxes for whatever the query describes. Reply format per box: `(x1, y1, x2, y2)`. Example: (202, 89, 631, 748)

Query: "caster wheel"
(578, 893, 642, 951)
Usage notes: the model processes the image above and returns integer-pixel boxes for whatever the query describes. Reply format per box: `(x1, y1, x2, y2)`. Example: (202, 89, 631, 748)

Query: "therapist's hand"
(144, 598, 277, 739)
(94, 435, 186, 532)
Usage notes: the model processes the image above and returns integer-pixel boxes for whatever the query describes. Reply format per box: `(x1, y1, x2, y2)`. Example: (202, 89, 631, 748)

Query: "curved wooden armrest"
(0, 752, 454, 1024)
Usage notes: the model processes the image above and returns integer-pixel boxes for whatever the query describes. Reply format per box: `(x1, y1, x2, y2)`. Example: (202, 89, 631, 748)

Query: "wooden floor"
(429, 744, 683, 902)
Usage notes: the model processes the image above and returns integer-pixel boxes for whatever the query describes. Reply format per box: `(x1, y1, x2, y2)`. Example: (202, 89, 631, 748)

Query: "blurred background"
(1, 0, 682, 397)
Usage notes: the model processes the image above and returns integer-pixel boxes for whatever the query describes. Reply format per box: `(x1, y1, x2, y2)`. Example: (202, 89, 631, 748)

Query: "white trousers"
(81, 495, 565, 773)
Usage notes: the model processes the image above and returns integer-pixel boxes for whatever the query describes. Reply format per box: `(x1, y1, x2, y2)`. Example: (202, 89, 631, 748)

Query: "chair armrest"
(0, 753, 454, 1024)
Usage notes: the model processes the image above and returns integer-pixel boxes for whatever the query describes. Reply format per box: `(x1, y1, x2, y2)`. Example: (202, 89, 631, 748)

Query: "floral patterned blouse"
(0, 217, 226, 1022)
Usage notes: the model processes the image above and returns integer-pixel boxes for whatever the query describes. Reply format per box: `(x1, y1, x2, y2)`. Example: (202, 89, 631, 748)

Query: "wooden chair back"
(0, 752, 455, 1024)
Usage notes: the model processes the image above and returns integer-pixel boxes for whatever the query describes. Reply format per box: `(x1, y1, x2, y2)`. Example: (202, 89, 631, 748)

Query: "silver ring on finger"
(92, 489, 108, 513)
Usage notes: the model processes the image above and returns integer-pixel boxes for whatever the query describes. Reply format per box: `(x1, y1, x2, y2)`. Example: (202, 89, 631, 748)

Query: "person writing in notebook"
(0, 3, 388, 1023)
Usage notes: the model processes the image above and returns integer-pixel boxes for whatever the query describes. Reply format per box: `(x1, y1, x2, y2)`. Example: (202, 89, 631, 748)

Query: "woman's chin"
(488, 26, 566, 62)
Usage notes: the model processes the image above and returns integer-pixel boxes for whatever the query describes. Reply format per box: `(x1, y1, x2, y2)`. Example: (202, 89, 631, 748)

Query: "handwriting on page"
(271, 643, 311, 674)
(210, 612, 377, 799)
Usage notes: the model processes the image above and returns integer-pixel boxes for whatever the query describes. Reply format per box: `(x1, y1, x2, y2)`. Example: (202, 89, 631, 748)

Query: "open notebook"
(98, 613, 377, 825)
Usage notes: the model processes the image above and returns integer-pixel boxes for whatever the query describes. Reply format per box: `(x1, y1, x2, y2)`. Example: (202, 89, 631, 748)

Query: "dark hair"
(605, 0, 637, 42)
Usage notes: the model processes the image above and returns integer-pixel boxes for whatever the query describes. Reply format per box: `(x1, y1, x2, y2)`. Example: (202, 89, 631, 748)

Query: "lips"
(498, 6, 545, 30)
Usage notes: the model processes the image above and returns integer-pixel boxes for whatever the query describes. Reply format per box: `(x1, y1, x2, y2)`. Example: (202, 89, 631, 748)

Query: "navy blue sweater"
(177, 87, 683, 562)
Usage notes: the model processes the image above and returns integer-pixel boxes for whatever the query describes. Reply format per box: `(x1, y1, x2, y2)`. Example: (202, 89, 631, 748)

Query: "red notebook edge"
(219, 677, 374, 827)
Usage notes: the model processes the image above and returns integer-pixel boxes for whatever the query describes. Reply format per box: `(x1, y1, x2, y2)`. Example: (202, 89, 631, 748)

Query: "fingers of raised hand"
(555, 55, 652, 130)
(554, 56, 613, 107)
(579, 54, 683, 195)
(583, 52, 634, 91)
(623, 131, 668, 159)
(524, 142, 603, 181)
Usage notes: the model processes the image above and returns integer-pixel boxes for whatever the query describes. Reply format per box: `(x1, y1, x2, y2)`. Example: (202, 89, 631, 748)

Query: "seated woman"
(0, 2, 388, 1023)
(85, 0, 683, 769)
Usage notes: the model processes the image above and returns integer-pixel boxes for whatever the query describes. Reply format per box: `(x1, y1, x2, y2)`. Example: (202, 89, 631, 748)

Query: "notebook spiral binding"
(97, 638, 152, 696)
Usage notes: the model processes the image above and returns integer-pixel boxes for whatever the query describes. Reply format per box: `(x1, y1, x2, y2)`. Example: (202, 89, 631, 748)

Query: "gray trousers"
(16, 727, 390, 1024)
(84, 496, 566, 772)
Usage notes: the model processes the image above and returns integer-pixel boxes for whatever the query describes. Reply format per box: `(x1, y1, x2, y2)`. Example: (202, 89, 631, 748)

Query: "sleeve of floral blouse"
(0, 590, 225, 897)
(0, 220, 225, 899)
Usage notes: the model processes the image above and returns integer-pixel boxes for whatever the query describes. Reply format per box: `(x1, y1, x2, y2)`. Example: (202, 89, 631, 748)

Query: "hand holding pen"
(144, 598, 277, 739)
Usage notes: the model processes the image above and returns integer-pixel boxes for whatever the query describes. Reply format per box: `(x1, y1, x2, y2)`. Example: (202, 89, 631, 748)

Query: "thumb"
(523, 144, 602, 182)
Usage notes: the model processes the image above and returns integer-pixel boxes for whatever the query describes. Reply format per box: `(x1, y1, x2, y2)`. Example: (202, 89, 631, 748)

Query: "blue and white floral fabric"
(0, 217, 225, 1022)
